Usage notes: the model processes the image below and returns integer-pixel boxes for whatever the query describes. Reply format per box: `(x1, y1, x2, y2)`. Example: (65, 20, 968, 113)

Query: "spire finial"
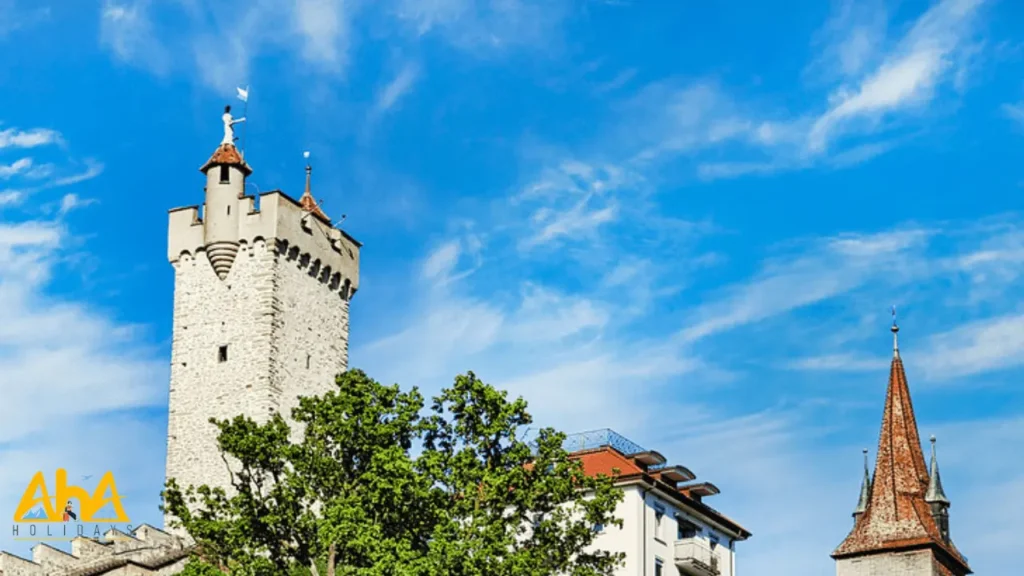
(303, 151, 312, 197)
(891, 305, 900, 358)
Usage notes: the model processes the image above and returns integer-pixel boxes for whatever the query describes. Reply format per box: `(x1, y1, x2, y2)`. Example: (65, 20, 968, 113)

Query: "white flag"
(236, 86, 249, 103)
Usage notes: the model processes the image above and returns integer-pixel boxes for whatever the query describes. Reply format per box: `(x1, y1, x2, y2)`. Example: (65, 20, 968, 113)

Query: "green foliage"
(163, 370, 624, 576)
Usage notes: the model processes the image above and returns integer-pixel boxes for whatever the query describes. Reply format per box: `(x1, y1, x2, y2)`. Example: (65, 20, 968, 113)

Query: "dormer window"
(219, 165, 230, 184)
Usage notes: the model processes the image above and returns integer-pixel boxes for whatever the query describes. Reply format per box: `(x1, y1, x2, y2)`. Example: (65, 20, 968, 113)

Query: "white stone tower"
(164, 108, 360, 527)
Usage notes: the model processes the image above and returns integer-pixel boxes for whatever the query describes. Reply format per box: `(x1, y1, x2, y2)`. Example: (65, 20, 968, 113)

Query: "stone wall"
(165, 203, 355, 532)
(836, 549, 938, 576)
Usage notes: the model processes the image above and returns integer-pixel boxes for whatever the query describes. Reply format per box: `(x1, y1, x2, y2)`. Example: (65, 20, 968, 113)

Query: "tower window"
(219, 165, 230, 184)
(218, 345, 228, 363)
(306, 354, 311, 369)
(227, 205, 231, 215)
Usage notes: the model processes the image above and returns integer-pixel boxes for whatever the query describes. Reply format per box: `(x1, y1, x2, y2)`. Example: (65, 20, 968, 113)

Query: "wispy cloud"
(0, 157, 32, 179)
(808, 0, 986, 153)
(375, 62, 420, 113)
(97, 0, 566, 95)
(392, 0, 570, 53)
(0, 127, 61, 149)
(919, 313, 1024, 379)
(607, 0, 989, 182)
(100, 0, 170, 75)
(1003, 101, 1024, 127)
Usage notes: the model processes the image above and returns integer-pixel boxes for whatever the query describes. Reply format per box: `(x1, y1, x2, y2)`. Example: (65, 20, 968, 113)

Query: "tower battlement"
(167, 189, 360, 298)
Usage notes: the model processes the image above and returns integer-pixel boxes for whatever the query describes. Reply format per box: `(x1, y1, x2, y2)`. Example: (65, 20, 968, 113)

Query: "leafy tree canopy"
(163, 370, 624, 576)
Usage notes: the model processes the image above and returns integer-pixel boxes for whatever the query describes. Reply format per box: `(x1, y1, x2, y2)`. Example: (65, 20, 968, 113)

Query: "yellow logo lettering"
(12, 470, 130, 523)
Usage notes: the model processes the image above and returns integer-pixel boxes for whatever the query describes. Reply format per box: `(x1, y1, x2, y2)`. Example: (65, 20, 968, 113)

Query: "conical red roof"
(199, 143, 252, 176)
(833, 352, 970, 574)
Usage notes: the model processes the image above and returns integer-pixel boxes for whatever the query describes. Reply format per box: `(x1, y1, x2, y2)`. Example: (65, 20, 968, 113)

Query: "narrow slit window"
(306, 354, 311, 369)
(219, 165, 230, 184)
(218, 345, 228, 363)
(227, 205, 231, 215)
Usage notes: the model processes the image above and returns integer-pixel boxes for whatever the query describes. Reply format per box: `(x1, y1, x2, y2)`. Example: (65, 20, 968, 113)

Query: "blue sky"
(1, 0, 1023, 573)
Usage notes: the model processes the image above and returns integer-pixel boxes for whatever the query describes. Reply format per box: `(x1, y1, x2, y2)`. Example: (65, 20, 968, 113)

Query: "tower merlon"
(168, 189, 360, 294)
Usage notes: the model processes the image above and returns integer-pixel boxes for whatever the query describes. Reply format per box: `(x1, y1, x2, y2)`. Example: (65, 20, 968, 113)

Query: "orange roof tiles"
(832, 356, 970, 574)
(299, 189, 330, 223)
(199, 143, 252, 176)
(572, 448, 643, 478)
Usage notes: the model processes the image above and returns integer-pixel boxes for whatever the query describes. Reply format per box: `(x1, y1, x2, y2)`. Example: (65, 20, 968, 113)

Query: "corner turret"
(852, 449, 871, 523)
(198, 105, 251, 279)
(926, 435, 951, 544)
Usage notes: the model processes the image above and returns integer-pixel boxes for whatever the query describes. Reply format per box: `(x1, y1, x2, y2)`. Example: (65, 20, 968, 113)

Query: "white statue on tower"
(222, 105, 246, 145)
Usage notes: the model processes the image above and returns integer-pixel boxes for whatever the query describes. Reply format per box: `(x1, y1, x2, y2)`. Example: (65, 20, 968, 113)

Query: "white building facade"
(567, 429, 751, 576)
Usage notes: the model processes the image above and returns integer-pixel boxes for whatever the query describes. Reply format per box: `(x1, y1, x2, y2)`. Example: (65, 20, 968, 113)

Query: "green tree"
(163, 370, 624, 575)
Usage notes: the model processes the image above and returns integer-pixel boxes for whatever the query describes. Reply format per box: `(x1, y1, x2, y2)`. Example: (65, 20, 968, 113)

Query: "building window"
(592, 522, 604, 533)
(678, 518, 700, 540)
(227, 205, 231, 215)
(218, 345, 228, 363)
(654, 503, 665, 540)
(219, 165, 230, 183)
(654, 558, 663, 576)
(306, 354, 311, 369)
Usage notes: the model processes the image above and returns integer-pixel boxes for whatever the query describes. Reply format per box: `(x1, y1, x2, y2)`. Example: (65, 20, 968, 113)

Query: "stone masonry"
(164, 142, 360, 528)
(0, 525, 191, 576)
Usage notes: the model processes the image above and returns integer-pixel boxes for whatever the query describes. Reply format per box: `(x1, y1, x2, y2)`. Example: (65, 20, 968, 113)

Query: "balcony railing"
(674, 538, 720, 576)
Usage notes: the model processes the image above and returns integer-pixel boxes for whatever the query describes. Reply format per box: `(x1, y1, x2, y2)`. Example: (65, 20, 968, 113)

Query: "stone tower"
(164, 109, 360, 528)
(832, 321, 971, 576)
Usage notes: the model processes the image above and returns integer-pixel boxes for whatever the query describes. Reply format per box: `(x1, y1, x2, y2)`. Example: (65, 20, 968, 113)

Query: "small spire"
(891, 305, 900, 359)
(925, 435, 950, 505)
(853, 448, 871, 518)
(298, 151, 329, 222)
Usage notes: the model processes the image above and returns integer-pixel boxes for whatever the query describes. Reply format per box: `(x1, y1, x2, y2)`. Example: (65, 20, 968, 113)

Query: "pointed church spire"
(299, 151, 329, 222)
(926, 435, 950, 504)
(833, 319, 970, 574)
(853, 448, 871, 520)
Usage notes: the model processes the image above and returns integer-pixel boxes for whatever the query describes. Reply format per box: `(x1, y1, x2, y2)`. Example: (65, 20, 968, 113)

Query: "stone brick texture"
(164, 236, 351, 525)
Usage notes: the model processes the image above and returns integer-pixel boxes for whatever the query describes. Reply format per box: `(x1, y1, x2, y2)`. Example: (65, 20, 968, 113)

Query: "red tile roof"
(299, 189, 330, 223)
(569, 446, 751, 539)
(199, 143, 252, 176)
(832, 356, 970, 574)
(573, 448, 644, 478)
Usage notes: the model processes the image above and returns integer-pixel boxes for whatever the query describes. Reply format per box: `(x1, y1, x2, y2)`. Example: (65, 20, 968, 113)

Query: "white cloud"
(806, 0, 888, 83)
(808, 0, 986, 152)
(294, 0, 351, 69)
(375, 62, 420, 113)
(0, 190, 22, 206)
(100, 0, 170, 75)
(392, 0, 568, 53)
(0, 127, 61, 149)
(0, 157, 32, 179)
(513, 160, 638, 250)
(677, 229, 929, 343)
(786, 353, 890, 372)
(1003, 101, 1024, 127)
(919, 313, 1024, 379)
(0, 219, 166, 445)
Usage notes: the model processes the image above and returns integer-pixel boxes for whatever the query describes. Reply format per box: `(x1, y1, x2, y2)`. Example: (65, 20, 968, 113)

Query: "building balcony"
(674, 538, 719, 576)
